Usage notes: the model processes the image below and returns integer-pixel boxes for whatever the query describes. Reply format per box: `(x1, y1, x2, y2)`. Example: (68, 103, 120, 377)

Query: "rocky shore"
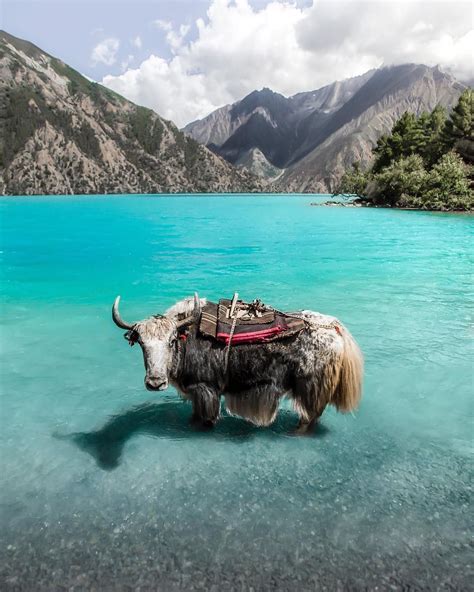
(311, 199, 473, 212)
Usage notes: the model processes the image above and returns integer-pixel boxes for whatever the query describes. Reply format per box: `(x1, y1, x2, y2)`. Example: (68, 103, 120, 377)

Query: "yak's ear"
(193, 292, 201, 321)
(124, 329, 139, 346)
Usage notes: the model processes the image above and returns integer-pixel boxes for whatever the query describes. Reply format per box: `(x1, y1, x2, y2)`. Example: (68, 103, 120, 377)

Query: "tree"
(422, 105, 447, 166)
(442, 89, 474, 163)
(405, 112, 428, 155)
(335, 162, 370, 197)
(372, 134, 393, 173)
(424, 151, 473, 210)
(373, 112, 424, 172)
(367, 155, 428, 207)
(339, 96, 474, 210)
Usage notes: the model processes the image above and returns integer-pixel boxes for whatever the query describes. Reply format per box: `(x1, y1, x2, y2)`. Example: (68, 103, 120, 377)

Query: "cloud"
(153, 19, 173, 32)
(153, 19, 191, 53)
(102, 0, 473, 127)
(296, 0, 473, 81)
(132, 35, 142, 49)
(91, 37, 120, 66)
(121, 54, 135, 72)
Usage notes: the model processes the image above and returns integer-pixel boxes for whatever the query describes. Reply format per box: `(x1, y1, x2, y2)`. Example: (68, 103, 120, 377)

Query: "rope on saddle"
(223, 316, 238, 375)
(313, 319, 342, 334)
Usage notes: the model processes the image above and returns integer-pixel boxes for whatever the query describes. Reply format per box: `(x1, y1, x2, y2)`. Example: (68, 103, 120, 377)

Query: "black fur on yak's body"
(174, 331, 298, 427)
(112, 296, 364, 433)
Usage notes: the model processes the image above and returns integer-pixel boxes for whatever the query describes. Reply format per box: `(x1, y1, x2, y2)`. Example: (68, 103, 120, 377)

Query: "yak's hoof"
(202, 419, 216, 429)
(190, 414, 216, 429)
(190, 413, 200, 425)
(294, 420, 317, 436)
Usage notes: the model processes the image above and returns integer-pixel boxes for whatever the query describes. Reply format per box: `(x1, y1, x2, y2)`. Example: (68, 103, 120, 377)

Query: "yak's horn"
(112, 296, 135, 330)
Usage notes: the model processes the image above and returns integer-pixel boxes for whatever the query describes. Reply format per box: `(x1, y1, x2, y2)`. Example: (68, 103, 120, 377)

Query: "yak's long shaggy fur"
(165, 297, 207, 321)
(120, 296, 364, 430)
(225, 389, 280, 427)
(133, 316, 175, 339)
(333, 324, 364, 412)
(297, 310, 364, 415)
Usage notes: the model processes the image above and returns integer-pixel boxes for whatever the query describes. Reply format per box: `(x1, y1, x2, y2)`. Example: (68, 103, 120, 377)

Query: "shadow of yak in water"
(54, 401, 330, 470)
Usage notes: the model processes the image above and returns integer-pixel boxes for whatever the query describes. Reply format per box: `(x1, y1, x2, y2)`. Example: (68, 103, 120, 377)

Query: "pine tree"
(372, 134, 392, 173)
(422, 105, 447, 166)
(373, 112, 422, 172)
(406, 113, 427, 155)
(442, 89, 474, 163)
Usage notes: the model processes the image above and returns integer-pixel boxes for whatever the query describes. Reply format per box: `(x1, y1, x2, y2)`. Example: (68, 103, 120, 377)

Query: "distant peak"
(246, 87, 279, 99)
(379, 62, 448, 75)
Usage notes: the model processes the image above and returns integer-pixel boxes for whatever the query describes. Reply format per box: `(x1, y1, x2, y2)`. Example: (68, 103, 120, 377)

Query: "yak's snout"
(145, 376, 169, 391)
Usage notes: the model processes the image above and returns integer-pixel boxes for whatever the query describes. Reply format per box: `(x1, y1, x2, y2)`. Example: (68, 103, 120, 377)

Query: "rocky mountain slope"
(235, 147, 283, 181)
(184, 65, 466, 192)
(0, 31, 264, 196)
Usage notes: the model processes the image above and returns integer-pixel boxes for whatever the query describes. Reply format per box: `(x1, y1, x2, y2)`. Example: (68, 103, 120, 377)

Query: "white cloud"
(121, 54, 135, 72)
(91, 37, 120, 66)
(132, 35, 142, 49)
(153, 19, 173, 32)
(296, 0, 473, 81)
(102, 0, 474, 127)
(153, 19, 191, 53)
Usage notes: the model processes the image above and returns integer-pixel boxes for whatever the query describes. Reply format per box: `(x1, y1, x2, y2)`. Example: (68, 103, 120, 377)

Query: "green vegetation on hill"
(0, 30, 265, 195)
(0, 86, 102, 167)
(127, 107, 164, 155)
(337, 89, 474, 210)
(1, 87, 44, 167)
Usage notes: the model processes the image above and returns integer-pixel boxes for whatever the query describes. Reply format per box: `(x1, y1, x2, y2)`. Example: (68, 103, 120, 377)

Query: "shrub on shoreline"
(336, 89, 474, 211)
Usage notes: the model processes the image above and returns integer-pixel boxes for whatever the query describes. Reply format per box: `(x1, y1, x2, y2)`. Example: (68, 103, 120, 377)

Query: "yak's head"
(112, 294, 201, 391)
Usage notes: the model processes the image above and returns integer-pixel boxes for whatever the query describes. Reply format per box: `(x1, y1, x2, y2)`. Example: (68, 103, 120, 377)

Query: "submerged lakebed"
(0, 194, 472, 590)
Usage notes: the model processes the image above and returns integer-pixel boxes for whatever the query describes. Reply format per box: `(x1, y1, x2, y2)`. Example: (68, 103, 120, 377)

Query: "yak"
(112, 294, 363, 433)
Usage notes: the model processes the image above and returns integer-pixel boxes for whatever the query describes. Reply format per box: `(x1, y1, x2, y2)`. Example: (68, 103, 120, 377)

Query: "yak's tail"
(331, 323, 364, 412)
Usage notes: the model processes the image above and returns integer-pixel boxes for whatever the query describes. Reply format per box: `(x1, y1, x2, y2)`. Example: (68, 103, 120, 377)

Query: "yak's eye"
(169, 336, 177, 347)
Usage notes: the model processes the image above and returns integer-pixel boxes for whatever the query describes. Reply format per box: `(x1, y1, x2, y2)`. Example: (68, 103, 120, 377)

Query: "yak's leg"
(293, 378, 328, 434)
(295, 402, 327, 434)
(188, 383, 220, 428)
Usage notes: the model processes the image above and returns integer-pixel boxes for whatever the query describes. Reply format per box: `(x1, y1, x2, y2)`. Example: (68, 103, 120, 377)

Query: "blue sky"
(3, 1, 203, 78)
(3, 1, 472, 127)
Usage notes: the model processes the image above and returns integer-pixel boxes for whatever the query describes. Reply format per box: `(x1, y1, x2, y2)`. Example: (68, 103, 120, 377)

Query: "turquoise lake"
(0, 194, 472, 590)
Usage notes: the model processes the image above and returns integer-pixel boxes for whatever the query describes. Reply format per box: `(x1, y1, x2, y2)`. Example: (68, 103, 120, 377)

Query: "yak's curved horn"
(112, 296, 135, 330)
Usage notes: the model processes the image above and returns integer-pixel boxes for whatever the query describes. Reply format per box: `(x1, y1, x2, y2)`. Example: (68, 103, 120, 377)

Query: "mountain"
(185, 73, 373, 165)
(184, 65, 466, 192)
(235, 147, 283, 181)
(0, 31, 264, 196)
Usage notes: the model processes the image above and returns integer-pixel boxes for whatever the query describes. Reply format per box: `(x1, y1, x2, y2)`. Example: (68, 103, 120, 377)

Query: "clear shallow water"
(0, 194, 472, 590)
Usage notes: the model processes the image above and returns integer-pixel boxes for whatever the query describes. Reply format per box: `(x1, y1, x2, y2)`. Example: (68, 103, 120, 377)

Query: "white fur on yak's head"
(112, 294, 205, 391)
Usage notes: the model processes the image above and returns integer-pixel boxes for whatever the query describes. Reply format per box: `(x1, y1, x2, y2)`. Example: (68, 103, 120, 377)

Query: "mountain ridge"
(184, 64, 466, 191)
(0, 30, 265, 196)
